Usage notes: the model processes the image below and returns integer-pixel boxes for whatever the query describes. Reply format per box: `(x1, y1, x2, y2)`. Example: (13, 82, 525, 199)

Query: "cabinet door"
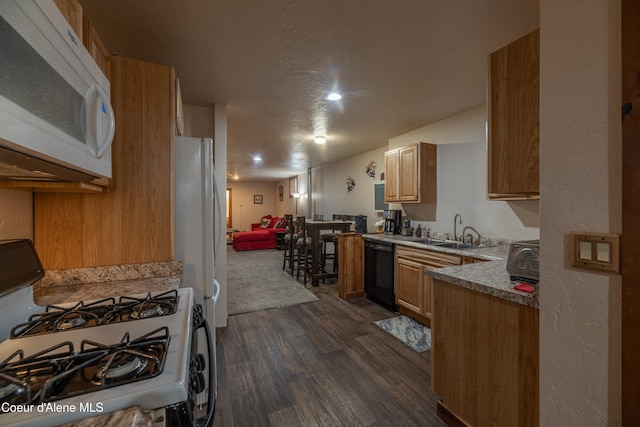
(54, 0, 83, 40)
(83, 17, 110, 79)
(488, 29, 539, 199)
(396, 257, 424, 314)
(423, 268, 435, 319)
(384, 150, 400, 202)
(399, 145, 419, 201)
(34, 57, 176, 269)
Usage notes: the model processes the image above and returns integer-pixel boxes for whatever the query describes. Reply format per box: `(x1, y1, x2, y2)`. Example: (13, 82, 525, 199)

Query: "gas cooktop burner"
(0, 327, 170, 407)
(97, 354, 148, 383)
(56, 314, 87, 331)
(131, 303, 163, 319)
(10, 290, 179, 338)
(0, 381, 23, 401)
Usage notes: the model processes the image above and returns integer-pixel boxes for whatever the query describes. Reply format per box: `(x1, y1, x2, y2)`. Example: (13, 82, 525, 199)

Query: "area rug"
(227, 247, 319, 315)
(374, 315, 432, 352)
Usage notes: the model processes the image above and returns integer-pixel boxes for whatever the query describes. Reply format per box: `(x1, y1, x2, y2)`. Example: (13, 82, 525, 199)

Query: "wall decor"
(254, 194, 263, 204)
(346, 176, 356, 192)
(366, 160, 377, 178)
(279, 186, 284, 201)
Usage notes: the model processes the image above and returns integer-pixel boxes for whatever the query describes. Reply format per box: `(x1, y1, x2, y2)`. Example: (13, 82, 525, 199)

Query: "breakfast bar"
(304, 220, 352, 286)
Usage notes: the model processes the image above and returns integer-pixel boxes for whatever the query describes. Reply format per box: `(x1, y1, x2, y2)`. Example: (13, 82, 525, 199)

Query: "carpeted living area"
(226, 246, 319, 315)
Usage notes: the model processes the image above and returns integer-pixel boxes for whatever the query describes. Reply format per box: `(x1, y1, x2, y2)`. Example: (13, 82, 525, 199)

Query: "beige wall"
(540, 0, 621, 424)
(0, 189, 33, 240)
(311, 148, 388, 232)
(227, 181, 279, 230)
(388, 105, 539, 241)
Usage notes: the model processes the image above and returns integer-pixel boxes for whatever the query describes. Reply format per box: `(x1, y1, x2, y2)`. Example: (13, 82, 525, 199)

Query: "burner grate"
(0, 328, 170, 407)
(9, 290, 179, 338)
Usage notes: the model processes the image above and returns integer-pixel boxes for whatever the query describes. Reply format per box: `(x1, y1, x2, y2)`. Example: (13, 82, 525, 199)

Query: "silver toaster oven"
(506, 240, 540, 284)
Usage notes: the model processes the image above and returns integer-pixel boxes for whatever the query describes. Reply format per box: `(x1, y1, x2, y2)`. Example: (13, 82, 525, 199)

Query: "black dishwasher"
(364, 238, 396, 310)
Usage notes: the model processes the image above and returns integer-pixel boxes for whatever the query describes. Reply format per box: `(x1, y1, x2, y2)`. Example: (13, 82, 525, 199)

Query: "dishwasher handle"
(364, 240, 394, 252)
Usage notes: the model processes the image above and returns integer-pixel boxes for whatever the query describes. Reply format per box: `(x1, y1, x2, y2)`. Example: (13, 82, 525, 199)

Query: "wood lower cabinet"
(488, 29, 540, 200)
(432, 279, 539, 427)
(396, 257, 424, 313)
(395, 245, 461, 326)
(384, 143, 437, 203)
(34, 56, 176, 269)
(337, 233, 364, 299)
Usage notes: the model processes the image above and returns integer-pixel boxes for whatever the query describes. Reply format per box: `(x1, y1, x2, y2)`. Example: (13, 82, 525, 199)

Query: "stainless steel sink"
(411, 238, 447, 245)
(436, 242, 480, 250)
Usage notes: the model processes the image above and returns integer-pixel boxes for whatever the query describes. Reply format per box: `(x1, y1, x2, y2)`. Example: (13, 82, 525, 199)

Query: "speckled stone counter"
(363, 233, 538, 308)
(428, 257, 538, 308)
(59, 407, 155, 427)
(33, 261, 182, 305)
(30, 261, 182, 427)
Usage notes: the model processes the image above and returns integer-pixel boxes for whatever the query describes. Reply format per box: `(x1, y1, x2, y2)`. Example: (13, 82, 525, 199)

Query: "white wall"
(0, 189, 33, 240)
(540, 0, 621, 424)
(312, 147, 388, 232)
(388, 105, 540, 241)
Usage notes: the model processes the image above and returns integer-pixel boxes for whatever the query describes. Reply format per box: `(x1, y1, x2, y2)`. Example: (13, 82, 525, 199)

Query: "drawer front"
(397, 245, 462, 267)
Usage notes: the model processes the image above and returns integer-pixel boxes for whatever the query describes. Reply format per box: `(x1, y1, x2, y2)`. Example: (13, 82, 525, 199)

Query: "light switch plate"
(570, 232, 620, 273)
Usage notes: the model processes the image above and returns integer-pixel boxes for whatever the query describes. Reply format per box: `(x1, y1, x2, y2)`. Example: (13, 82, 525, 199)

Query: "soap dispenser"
(415, 224, 422, 238)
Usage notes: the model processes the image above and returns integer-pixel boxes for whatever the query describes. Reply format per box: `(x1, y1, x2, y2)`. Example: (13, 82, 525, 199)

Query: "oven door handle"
(196, 315, 215, 427)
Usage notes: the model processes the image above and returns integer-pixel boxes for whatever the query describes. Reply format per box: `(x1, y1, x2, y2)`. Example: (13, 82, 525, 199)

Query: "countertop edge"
(363, 233, 539, 309)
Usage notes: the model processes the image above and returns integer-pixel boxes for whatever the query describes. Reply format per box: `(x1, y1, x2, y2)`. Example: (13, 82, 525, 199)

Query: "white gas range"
(0, 240, 215, 427)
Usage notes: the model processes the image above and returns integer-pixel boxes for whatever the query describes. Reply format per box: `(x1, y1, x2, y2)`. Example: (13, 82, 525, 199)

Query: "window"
(289, 176, 298, 197)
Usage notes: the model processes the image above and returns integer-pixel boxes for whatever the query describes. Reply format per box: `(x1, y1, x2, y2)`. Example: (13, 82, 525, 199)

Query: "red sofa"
(232, 215, 286, 251)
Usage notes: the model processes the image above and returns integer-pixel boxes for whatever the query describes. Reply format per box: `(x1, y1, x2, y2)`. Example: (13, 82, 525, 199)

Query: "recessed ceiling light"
(314, 135, 327, 144)
(253, 155, 262, 162)
(327, 92, 342, 101)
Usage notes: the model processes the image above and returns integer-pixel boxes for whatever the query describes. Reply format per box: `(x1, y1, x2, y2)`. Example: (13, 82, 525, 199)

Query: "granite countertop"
(59, 407, 155, 427)
(31, 261, 182, 426)
(34, 261, 182, 305)
(363, 233, 538, 308)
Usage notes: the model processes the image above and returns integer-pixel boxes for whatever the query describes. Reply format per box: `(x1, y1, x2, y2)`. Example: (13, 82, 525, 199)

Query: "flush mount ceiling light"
(327, 92, 342, 101)
(314, 135, 327, 144)
(253, 155, 262, 162)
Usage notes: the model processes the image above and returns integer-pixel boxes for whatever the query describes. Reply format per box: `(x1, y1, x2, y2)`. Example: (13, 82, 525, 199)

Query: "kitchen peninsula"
(363, 234, 539, 427)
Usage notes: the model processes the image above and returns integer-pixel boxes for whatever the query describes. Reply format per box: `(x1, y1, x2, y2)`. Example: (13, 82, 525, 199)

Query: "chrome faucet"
(462, 226, 481, 245)
(453, 213, 462, 241)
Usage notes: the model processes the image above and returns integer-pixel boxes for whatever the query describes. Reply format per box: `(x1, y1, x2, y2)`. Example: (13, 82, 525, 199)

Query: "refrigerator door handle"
(205, 279, 220, 303)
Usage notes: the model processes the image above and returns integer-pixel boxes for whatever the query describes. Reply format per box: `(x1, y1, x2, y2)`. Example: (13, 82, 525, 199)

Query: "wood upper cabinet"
(83, 17, 110, 80)
(395, 245, 461, 326)
(488, 29, 540, 200)
(384, 149, 400, 201)
(34, 57, 176, 269)
(53, 0, 83, 40)
(384, 143, 437, 203)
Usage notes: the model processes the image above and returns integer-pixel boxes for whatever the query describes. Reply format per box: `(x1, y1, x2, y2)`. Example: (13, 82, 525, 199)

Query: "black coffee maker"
(383, 210, 402, 234)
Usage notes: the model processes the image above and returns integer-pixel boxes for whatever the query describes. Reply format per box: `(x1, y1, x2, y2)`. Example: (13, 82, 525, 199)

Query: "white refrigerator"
(174, 136, 222, 408)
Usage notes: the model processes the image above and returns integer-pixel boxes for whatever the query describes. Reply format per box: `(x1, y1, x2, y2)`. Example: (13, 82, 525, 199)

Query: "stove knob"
(191, 371, 206, 393)
(191, 353, 206, 372)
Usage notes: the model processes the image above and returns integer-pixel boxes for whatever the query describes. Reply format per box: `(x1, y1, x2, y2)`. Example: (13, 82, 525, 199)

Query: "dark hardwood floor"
(212, 284, 447, 427)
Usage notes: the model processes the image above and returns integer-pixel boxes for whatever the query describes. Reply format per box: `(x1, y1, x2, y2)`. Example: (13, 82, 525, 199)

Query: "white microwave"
(0, 0, 115, 181)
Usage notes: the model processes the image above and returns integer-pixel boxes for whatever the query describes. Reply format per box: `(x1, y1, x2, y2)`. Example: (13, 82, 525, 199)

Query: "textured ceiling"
(78, 0, 538, 181)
